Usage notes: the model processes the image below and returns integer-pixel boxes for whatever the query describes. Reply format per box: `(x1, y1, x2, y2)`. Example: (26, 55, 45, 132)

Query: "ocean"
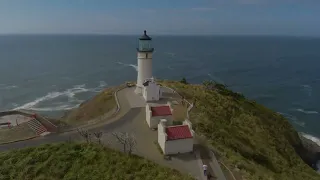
(0, 35, 319, 145)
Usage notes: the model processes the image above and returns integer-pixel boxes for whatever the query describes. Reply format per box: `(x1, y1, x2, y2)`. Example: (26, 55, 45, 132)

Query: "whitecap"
(301, 84, 312, 97)
(294, 108, 318, 114)
(28, 104, 80, 112)
(300, 132, 320, 147)
(99, 81, 107, 87)
(13, 91, 66, 110)
(116, 61, 138, 71)
(164, 52, 175, 57)
(13, 84, 89, 110)
(0, 85, 18, 90)
(13, 82, 108, 112)
(11, 103, 18, 107)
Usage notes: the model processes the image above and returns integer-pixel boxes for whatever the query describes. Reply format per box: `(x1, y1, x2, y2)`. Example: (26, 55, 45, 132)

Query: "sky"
(0, 0, 320, 36)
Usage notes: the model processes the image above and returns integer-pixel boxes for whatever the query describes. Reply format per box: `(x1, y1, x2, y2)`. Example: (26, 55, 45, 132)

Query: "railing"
(0, 110, 58, 132)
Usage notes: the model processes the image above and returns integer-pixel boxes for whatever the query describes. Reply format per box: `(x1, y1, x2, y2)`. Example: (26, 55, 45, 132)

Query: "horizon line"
(0, 33, 319, 38)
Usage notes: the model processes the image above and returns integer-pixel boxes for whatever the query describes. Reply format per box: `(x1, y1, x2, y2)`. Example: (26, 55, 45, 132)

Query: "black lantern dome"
(137, 30, 154, 52)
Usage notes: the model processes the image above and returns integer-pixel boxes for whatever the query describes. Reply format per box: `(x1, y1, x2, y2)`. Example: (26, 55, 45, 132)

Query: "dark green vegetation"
(159, 80, 320, 180)
(0, 143, 193, 180)
(180, 77, 188, 84)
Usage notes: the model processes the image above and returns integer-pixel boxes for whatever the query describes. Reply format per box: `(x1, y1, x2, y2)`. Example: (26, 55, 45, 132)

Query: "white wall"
(150, 115, 173, 129)
(164, 138, 194, 155)
(137, 52, 152, 87)
(143, 82, 160, 102)
(157, 122, 167, 153)
(145, 104, 152, 128)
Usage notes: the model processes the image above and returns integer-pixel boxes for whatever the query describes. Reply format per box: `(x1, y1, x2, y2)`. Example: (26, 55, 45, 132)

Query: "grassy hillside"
(159, 80, 320, 180)
(0, 143, 193, 180)
(62, 85, 123, 124)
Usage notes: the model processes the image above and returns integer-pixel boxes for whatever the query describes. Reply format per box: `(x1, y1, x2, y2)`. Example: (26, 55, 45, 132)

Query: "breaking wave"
(13, 81, 107, 112)
(29, 104, 79, 112)
(300, 132, 320, 147)
(293, 108, 318, 114)
(116, 61, 138, 71)
(301, 84, 312, 97)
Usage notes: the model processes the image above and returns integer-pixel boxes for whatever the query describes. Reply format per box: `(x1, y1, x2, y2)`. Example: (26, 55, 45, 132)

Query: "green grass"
(159, 80, 320, 180)
(0, 142, 193, 180)
(62, 85, 124, 125)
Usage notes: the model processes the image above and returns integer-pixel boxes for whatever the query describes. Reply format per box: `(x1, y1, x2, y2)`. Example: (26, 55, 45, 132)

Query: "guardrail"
(162, 86, 194, 119)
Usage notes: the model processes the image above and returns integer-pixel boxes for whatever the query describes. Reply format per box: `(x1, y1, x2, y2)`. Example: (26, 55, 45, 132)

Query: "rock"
(295, 133, 320, 170)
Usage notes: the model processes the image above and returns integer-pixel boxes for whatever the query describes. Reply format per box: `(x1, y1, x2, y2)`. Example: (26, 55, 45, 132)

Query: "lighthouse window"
(139, 40, 152, 51)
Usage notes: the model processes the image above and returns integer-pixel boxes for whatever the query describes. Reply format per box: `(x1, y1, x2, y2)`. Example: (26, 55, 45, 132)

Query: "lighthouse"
(135, 30, 154, 94)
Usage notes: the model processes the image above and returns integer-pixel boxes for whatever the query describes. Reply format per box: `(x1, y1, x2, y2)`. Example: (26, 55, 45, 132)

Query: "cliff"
(159, 80, 320, 180)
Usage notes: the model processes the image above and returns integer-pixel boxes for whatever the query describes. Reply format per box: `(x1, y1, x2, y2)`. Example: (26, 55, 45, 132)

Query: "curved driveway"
(0, 87, 137, 152)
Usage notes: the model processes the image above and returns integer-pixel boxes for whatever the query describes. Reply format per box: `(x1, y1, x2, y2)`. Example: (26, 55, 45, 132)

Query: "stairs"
(27, 118, 48, 135)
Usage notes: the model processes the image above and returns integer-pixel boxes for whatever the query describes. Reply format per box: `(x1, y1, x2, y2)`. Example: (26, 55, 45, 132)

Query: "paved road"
(0, 107, 142, 152)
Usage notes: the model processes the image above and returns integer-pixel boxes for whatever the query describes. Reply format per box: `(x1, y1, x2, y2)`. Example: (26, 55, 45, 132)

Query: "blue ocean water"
(0, 35, 319, 141)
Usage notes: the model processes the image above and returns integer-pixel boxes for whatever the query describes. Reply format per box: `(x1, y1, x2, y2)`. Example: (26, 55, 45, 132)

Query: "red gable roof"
(151, 106, 172, 117)
(166, 125, 193, 141)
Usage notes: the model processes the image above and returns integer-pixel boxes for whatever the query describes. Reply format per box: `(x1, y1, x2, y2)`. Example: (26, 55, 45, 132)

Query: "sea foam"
(116, 61, 138, 71)
(300, 132, 320, 147)
(13, 82, 107, 112)
(0, 85, 18, 90)
(294, 108, 318, 114)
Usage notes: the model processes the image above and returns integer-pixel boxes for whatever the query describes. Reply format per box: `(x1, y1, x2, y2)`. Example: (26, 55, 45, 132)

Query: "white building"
(146, 103, 173, 129)
(142, 78, 163, 102)
(158, 119, 194, 155)
(135, 30, 154, 95)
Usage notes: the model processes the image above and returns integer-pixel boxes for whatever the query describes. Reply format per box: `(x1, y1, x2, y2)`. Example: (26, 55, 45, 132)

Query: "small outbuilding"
(157, 119, 194, 155)
(146, 103, 173, 129)
(142, 78, 163, 102)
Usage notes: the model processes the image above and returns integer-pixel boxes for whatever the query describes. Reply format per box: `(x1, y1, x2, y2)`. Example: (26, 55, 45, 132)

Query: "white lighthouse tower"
(135, 30, 154, 94)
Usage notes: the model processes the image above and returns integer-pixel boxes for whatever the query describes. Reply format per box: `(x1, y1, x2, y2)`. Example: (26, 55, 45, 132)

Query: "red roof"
(151, 106, 172, 117)
(166, 125, 193, 141)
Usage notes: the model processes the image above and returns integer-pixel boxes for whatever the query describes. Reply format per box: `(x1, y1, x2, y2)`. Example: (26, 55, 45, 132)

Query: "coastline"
(298, 132, 320, 171)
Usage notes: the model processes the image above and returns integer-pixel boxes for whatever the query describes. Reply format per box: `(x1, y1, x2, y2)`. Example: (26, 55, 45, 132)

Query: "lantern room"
(137, 30, 154, 52)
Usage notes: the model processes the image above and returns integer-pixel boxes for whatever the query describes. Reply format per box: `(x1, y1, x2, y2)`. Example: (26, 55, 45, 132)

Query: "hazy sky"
(0, 0, 319, 36)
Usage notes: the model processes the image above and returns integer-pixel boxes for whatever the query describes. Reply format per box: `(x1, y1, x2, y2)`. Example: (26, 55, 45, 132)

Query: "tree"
(93, 131, 103, 145)
(180, 77, 188, 84)
(202, 80, 216, 90)
(77, 128, 91, 143)
(112, 132, 137, 155)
